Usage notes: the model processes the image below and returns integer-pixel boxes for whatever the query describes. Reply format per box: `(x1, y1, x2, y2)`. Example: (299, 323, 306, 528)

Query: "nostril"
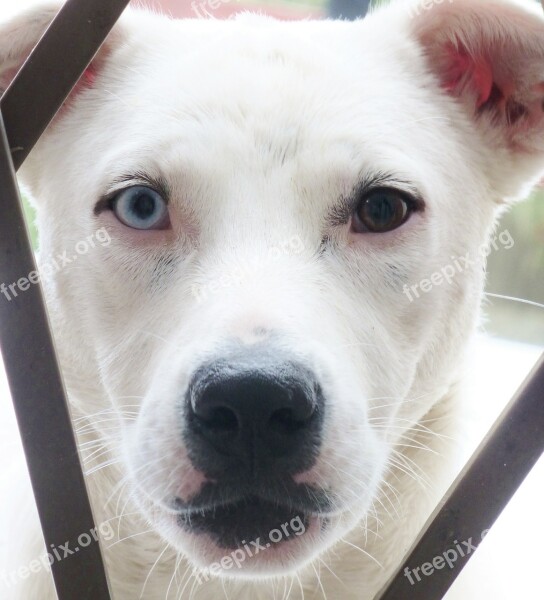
(195, 405, 239, 433)
(269, 385, 316, 434)
(269, 407, 307, 434)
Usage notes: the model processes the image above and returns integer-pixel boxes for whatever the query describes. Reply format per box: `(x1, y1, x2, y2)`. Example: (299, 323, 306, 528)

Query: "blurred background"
(0, 1, 542, 599)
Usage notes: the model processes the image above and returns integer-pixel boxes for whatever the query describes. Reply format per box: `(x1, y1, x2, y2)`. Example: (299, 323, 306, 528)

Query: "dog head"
(2, 0, 543, 578)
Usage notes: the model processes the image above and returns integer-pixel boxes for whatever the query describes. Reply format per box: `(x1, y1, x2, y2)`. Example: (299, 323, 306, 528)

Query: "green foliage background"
(22, 198, 38, 249)
(486, 191, 544, 344)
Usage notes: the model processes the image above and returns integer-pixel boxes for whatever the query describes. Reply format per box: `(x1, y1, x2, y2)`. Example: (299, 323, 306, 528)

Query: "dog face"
(2, 0, 543, 578)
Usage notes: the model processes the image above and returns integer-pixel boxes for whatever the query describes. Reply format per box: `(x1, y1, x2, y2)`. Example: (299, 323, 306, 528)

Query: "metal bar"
(0, 1, 542, 600)
(1, 0, 130, 171)
(375, 353, 544, 600)
(0, 0, 130, 598)
(0, 114, 112, 599)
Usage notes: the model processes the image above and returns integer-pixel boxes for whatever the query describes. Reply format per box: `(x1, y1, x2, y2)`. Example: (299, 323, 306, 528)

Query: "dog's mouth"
(173, 482, 330, 550)
(177, 496, 315, 549)
(133, 474, 373, 576)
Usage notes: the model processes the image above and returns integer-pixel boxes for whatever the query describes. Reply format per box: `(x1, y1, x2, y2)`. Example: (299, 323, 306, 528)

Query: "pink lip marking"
(293, 469, 317, 485)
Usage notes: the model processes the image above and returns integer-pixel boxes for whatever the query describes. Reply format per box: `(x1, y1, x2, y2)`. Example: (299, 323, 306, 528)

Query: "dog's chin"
(137, 493, 333, 577)
(180, 503, 327, 577)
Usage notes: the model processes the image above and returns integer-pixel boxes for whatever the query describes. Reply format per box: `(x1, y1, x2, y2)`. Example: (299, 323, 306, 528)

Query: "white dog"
(1, 0, 543, 598)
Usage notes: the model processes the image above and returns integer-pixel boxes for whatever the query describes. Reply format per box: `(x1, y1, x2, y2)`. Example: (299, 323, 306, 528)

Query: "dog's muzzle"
(177, 345, 328, 547)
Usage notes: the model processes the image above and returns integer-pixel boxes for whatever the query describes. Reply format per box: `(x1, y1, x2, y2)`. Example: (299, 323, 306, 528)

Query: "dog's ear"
(0, 2, 123, 99)
(0, 4, 61, 94)
(411, 0, 544, 194)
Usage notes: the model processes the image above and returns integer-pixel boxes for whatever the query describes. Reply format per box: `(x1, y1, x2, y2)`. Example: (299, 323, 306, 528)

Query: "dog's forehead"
(61, 12, 462, 216)
(103, 14, 429, 151)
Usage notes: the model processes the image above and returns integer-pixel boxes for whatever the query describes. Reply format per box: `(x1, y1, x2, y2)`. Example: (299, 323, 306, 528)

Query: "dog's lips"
(176, 495, 317, 550)
(134, 473, 366, 576)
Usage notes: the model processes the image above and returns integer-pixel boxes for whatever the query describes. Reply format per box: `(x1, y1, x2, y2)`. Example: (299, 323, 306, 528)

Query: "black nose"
(184, 349, 324, 480)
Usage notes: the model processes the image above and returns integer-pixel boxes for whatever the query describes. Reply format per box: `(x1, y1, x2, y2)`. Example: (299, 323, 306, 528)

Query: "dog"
(1, 0, 543, 598)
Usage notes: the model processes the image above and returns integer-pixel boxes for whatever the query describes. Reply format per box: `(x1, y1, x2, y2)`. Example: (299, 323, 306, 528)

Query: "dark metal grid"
(376, 353, 544, 600)
(0, 116, 112, 600)
(1, 0, 131, 171)
(0, 1, 541, 599)
(0, 1, 130, 598)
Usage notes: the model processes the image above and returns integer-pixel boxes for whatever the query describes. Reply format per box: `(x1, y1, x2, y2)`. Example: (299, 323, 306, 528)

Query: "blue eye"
(112, 186, 170, 230)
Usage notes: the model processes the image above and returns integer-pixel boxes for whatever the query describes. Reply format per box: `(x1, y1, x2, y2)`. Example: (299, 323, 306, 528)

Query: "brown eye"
(352, 189, 412, 233)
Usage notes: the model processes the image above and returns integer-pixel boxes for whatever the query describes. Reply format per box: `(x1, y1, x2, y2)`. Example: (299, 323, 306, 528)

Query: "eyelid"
(362, 186, 425, 211)
(94, 173, 170, 216)
(327, 179, 425, 228)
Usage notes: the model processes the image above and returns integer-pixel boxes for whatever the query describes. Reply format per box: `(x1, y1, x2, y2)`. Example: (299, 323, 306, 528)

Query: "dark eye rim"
(94, 173, 171, 230)
(351, 187, 422, 234)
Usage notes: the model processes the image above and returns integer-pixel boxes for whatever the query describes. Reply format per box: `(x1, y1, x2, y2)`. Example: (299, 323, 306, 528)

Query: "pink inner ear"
(67, 64, 97, 100)
(54, 64, 97, 117)
(82, 64, 97, 86)
(442, 45, 494, 108)
(73, 64, 97, 92)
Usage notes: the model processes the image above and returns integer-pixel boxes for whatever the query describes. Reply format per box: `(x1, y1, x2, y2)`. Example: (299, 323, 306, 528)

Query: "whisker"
(317, 557, 344, 586)
(485, 292, 544, 310)
(135, 328, 180, 350)
(139, 543, 170, 599)
(339, 538, 383, 570)
(85, 458, 123, 476)
(106, 529, 155, 549)
(311, 562, 327, 600)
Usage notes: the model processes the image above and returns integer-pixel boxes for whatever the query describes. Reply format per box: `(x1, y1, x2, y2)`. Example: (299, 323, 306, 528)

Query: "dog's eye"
(352, 189, 413, 234)
(111, 186, 170, 230)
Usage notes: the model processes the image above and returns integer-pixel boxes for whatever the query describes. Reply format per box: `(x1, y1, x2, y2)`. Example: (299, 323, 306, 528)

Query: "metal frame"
(375, 354, 544, 600)
(0, 2, 129, 598)
(0, 2, 542, 599)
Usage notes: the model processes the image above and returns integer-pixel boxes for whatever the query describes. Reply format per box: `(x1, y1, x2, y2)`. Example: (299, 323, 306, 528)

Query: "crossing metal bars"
(0, 1, 542, 599)
(0, 1, 130, 599)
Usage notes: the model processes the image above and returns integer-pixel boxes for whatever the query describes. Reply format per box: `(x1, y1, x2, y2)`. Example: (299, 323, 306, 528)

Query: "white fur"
(1, 0, 543, 598)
